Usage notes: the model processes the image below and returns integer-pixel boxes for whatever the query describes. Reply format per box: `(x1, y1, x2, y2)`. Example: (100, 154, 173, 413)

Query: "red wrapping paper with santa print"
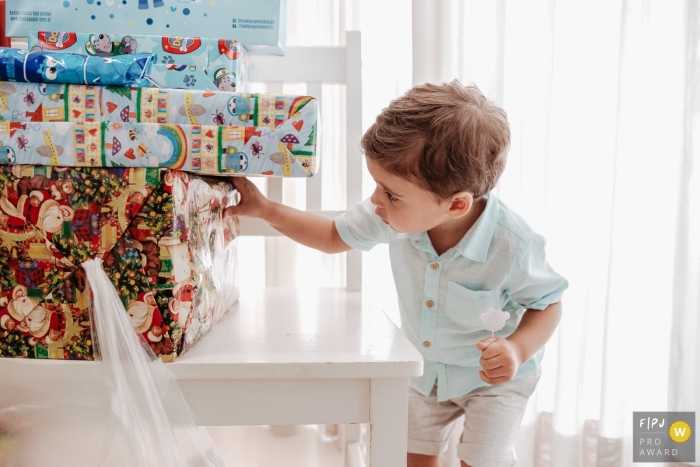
(0, 165, 239, 361)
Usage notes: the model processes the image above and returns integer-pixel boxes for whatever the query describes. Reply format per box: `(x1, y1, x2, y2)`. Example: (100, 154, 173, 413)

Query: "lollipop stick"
(491, 330, 494, 339)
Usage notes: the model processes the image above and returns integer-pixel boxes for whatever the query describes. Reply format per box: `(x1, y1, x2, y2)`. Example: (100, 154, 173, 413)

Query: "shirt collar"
(400, 192, 499, 262)
(458, 192, 499, 262)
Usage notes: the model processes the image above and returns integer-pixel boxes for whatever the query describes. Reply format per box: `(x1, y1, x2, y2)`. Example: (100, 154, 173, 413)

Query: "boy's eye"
(384, 190, 398, 202)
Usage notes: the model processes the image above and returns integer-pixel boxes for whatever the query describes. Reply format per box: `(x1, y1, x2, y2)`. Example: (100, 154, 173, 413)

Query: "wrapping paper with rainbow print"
(28, 31, 249, 92)
(0, 165, 240, 361)
(0, 120, 313, 177)
(0, 82, 318, 177)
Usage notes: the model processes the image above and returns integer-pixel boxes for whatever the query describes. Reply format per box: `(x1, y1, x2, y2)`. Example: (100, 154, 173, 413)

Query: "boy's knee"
(408, 452, 440, 467)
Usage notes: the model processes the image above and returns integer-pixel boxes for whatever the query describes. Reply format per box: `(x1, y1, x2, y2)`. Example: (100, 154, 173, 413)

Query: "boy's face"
(367, 157, 458, 234)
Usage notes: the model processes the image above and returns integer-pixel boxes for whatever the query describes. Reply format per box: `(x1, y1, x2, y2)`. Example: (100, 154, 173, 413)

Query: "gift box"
(0, 82, 319, 176)
(0, 165, 239, 361)
(28, 32, 250, 92)
(6, 0, 286, 55)
(0, 120, 314, 177)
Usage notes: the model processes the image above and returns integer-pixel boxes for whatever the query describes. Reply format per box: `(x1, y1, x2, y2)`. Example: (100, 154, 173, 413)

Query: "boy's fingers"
(479, 357, 503, 370)
(232, 176, 249, 189)
(476, 336, 498, 349)
(481, 367, 508, 379)
(478, 370, 509, 385)
(476, 337, 501, 357)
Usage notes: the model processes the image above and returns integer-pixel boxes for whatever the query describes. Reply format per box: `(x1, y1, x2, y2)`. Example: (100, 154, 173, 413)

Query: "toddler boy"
(225, 81, 568, 467)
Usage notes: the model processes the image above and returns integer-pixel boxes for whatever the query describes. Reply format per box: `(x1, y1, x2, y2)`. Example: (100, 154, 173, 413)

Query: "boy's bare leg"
(406, 453, 474, 467)
(407, 453, 439, 467)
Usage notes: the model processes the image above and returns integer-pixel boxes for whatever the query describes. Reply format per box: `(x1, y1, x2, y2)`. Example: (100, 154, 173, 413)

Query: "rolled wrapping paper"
(28, 32, 249, 92)
(0, 48, 154, 87)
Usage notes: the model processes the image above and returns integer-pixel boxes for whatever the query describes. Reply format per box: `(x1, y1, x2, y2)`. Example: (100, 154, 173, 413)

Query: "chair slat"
(305, 81, 324, 211)
(250, 48, 347, 83)
(345, 32, 363, 292)
(242, 32, 363, 292)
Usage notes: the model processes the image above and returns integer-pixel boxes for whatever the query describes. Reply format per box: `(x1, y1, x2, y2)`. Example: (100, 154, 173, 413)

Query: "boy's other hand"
(224, 177, 271, 219)
(475, 337, 523, 385)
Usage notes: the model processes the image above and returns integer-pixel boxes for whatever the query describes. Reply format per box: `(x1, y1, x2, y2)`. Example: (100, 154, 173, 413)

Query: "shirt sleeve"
(504, 233, 569, 310)
(334, 198, 390, 251)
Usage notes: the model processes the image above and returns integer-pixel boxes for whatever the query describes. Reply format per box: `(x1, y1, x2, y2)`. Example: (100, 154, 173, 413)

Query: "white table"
(0, 287, 423, 467)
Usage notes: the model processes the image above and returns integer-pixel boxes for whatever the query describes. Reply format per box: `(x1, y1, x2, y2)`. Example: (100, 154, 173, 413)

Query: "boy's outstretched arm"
(223, 177, 352, 254)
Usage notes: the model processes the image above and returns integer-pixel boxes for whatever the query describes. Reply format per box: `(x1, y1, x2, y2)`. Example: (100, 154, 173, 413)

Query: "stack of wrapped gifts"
(0, 13, 317, 362)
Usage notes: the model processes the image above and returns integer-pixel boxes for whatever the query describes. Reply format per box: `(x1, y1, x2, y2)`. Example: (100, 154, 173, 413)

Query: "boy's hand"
(224, 177, 271, 219)
(475, 337, 524, 385)
(221, 177, 351, 254)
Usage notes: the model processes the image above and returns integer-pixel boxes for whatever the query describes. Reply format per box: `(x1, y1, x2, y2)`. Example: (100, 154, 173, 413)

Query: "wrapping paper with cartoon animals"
(5, 0, 286, 55)
(0, 84, 318, 176)
(0, 47, 155, 87)
(0, 165, 240, 361)
(28, 32, 249, 92)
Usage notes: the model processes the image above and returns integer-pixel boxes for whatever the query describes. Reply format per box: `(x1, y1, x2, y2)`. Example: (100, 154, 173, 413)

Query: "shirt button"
(423, 341, 431, 348)
(430, 263, 439, 270)
(426, 300, 434, 308)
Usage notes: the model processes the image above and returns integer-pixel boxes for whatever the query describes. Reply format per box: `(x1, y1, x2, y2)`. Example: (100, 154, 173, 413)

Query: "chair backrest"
(241, 31, 363, 291)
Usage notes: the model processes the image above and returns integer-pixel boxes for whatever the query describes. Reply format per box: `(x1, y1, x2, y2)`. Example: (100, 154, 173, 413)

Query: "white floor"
(206, 425, 345, 467)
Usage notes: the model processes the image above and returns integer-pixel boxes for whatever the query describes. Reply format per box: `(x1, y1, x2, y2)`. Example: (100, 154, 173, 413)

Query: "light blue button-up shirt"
(335, 192, 568, 402)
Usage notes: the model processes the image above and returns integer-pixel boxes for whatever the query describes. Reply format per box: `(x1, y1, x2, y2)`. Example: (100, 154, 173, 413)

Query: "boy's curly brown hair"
(361, 80, 510, 200)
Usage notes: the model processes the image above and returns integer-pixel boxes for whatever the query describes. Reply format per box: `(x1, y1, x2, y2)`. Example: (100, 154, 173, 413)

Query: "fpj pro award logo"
(633, 412, 695, 462)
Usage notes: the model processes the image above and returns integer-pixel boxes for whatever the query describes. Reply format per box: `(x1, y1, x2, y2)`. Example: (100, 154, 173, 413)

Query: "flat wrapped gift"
(0, 120, 313, 177)
(28, 32, 250, 92)
(0, 165, 239, 361)
(0, 83, 319, 176)
(5, 0, 287, 55)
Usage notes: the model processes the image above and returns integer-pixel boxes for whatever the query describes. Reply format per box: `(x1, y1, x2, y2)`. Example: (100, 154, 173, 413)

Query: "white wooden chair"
(242, 30, 363, 293)
(244, 31, 368, 466)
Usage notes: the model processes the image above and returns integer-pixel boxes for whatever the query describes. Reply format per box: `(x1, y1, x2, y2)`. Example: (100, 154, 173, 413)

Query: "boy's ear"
(446, 192, 474, 219)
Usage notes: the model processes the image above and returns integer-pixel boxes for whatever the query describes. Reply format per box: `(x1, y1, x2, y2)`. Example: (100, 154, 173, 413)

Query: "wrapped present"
(0, 83, 319, 176)
(0, 165, 239, 361)
(0, 121, 313, 177)
(6, 0, 287, 55)
(0, 48, 154, 86)
(29, 32, 250, 92)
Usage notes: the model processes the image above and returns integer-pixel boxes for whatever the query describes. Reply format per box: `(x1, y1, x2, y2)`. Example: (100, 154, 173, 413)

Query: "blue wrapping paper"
(0, 48, 154, 87)
(28, 32, 249, 92)
(5, 0, 286, 55)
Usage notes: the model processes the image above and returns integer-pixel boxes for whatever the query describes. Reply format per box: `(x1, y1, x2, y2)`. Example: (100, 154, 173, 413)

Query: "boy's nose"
(369, 188, 382, 207)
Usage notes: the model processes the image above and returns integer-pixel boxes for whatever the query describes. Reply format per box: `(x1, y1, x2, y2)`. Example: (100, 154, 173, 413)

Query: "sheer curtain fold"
(276, 1, 698, 465)
(670, 0, 700, 463)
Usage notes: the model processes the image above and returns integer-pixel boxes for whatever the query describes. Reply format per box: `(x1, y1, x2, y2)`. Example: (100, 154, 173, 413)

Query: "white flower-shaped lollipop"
(480, 307, 510, 338)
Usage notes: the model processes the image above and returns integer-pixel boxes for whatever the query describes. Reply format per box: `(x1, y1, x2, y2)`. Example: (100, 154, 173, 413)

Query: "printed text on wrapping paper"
(233, 18, 276, 30)
(9, 10, 52, 22)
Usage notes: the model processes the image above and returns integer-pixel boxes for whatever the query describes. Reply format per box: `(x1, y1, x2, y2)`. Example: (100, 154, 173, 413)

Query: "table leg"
(369, 378, 408, 467)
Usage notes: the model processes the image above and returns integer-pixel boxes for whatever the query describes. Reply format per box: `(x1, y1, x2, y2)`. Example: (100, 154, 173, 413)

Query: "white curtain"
(241, 1, 700, 465)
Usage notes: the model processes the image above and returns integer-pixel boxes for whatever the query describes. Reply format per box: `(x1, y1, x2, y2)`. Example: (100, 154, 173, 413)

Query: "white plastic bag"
(0, 259, 224, 467)
(82, 258, 224, 467)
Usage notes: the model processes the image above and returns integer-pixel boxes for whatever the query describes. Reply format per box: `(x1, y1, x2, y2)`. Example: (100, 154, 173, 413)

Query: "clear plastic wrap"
(83, 258, 224, 467)
(27, 32, 250, 92)
(0, 258, 225, 466)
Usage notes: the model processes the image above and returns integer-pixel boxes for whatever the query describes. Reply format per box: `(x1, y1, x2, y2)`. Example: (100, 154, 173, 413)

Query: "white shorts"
(407, 366, 541, 467)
